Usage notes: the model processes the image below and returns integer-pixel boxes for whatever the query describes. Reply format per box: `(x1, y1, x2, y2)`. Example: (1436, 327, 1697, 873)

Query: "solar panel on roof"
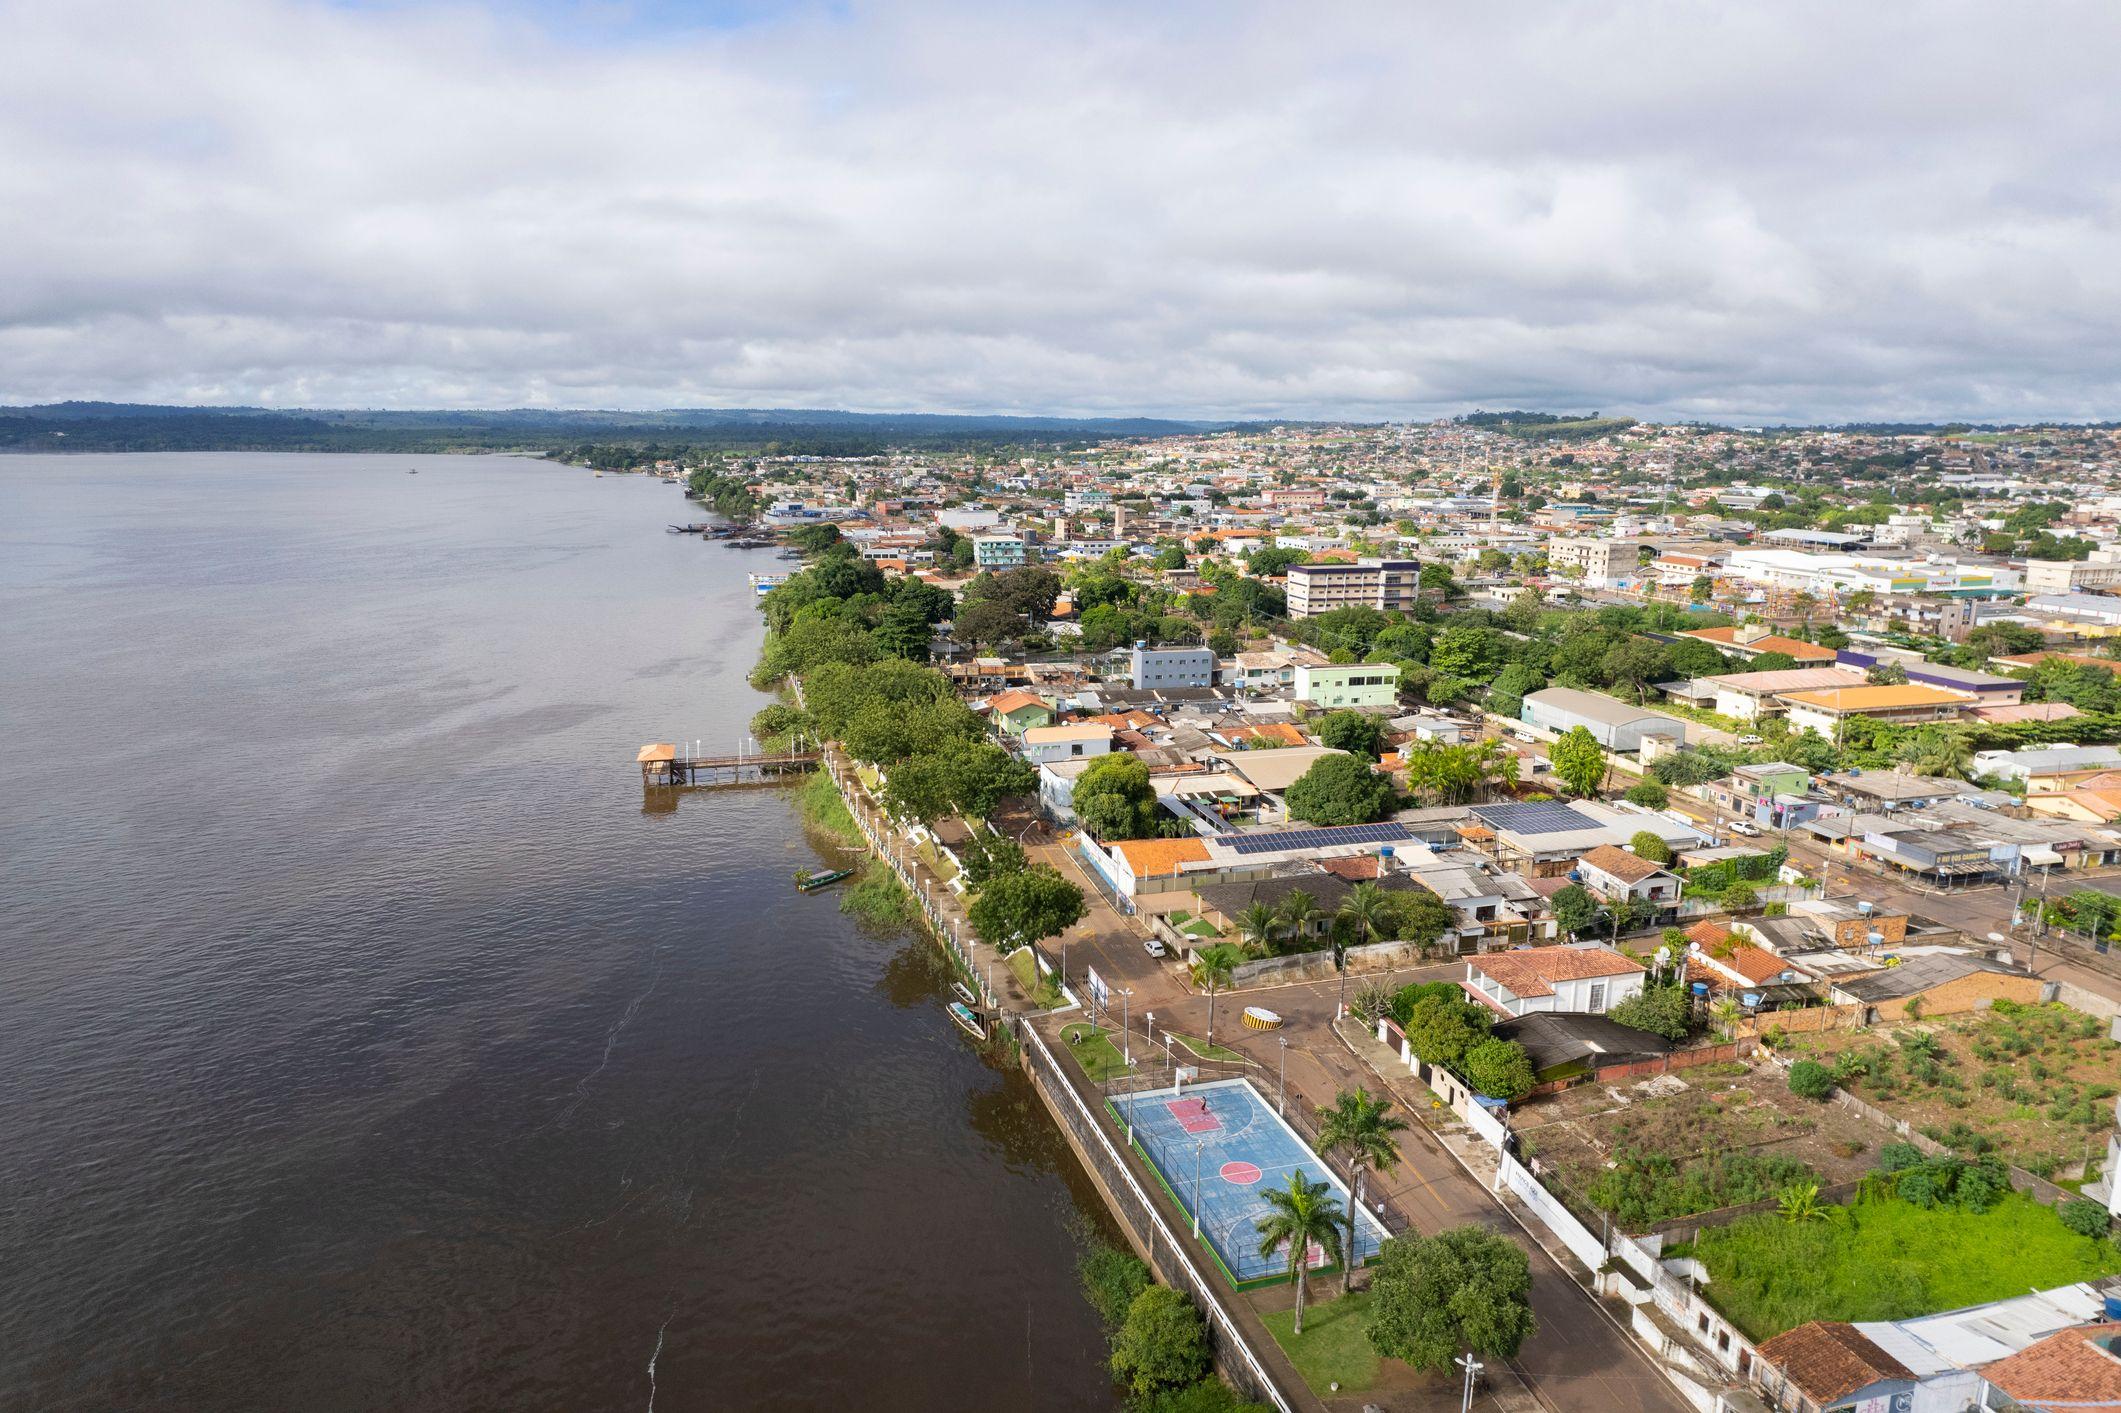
(1470, 801, 1599, 835)
(1217, 822, 1412, 855)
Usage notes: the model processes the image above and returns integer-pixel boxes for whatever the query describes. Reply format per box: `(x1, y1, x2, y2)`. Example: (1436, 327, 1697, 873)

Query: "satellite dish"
(1986, 931, 2005, 944)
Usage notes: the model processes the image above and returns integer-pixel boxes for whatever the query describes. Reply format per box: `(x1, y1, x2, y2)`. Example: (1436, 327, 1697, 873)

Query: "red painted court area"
(1219, 1161, 1262, 1185)
(1165, 1096, 1223, 1134)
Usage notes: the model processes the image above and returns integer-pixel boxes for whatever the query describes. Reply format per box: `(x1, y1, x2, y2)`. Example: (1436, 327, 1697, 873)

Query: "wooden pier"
(636, 742, 818, 786)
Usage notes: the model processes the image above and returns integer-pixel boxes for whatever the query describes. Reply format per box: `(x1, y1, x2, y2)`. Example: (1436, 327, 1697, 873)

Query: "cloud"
(2, 0, 2119, 422)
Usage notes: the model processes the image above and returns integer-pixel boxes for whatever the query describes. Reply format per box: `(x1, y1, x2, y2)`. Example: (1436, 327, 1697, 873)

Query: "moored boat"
(947, 1001, 987, 1041)
(795, 867, 855, 893)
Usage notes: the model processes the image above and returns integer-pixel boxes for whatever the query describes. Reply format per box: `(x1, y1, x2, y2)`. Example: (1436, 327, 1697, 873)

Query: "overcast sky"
(4, 0, 2120, 422)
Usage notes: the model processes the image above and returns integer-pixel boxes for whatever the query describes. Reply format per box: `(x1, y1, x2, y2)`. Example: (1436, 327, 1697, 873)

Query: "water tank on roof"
(1741, 992, 1763, 1009)
(1691, 982, 1710, 997)
(1379, 845, 1395, 860)
(2106, 1294, 2121, 1323)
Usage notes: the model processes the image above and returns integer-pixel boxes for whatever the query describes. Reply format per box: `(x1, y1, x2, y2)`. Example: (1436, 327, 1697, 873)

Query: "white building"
(1462, 945, 1646, 1018)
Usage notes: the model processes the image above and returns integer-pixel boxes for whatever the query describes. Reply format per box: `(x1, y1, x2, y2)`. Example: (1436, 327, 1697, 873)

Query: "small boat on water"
(947, 1001, 988, 1041)
(407, 467, 418, 474)
(951, 981, 978, 1007)
(794, 867, 855, 893)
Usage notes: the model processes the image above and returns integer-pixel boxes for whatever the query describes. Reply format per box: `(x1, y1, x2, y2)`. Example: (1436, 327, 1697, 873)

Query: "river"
(0, 453, 1121, 1411)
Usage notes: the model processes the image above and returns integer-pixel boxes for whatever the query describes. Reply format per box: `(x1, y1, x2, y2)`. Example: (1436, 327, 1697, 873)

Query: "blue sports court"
(1107, 1078, 1392, 1287)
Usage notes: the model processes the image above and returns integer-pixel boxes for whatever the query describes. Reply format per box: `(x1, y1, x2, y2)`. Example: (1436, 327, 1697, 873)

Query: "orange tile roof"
(1230, 722, 1308, 747)
(1776, 684, 1974, 712)
(1982, 1322, 2121, 1406)
(1470, 945, 1644, 998)
(1681, 628, 1837, 661)
(988, 690, 1050, 715)
(1112, 837, 1211, 878)
(1685, 920, 1732, 948)
(1754, 1323, 1914, 1405)
(1578, 844, 1669, 884)
(1723, 944, 1793, 985)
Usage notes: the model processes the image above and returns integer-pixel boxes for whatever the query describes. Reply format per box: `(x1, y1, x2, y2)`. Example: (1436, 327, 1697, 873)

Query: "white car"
(1728, 819, 1763, 837)
(1143, 936, 1168, 958)
(1736, 734, 1764, 746)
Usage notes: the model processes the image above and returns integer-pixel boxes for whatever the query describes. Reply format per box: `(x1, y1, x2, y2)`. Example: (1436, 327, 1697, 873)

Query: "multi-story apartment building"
(1284, 559, 1422, 617)
(2024, 557, 2121, 595)
(1129, 644, 1217, 690)
(972, 533, 1030, 569)
(1293, 663, 1401, 708)
(1545, 536, 1651, 588)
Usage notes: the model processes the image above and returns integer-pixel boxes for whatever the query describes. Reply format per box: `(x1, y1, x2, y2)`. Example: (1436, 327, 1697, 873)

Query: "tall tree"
(1334, 882, 1392, 1018)
(1548, 725, 1607, 797)
(1315, 1088, 1407, 1293)
(1189, 943, 1244, 1046)
(1365, 1226, 1536, 1372)
(1235, 903, 1280, 957)
(1253, 1174, 1346, 1336)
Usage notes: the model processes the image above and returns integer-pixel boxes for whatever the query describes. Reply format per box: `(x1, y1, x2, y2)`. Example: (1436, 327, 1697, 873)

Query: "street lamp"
(1121, 988, 1134, 1064)
(1192, 1139, 1204, 1239)
(1278, 1036, 1289, 1116)
(1456, 1354, 1484, 1413)
(1146, 1011, 1155, 1054)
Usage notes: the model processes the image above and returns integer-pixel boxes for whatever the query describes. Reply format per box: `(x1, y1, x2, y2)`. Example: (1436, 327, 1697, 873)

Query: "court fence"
(1019, 1023, 1296, 1413)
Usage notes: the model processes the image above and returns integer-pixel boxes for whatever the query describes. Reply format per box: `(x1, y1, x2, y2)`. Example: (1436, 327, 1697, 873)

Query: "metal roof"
(1470, 801, 1601, 836)
(1216, 822, 1413, 856)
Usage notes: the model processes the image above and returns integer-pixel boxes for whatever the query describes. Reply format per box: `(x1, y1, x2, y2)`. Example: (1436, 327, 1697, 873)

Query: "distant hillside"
(0, 403, 1222, 454)
(1456, 409, 1637, 441)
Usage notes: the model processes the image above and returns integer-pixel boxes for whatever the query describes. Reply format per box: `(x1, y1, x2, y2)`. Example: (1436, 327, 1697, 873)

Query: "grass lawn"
(1007, 948, 1066, 1010)
(1261, 1290, 1380, 1395)
(1684, 1192, 2121, 1340)
(916, 839, 960, 886)
(1060, 1022, 1135, 1081)
(1170, 1031, 1249, 1064)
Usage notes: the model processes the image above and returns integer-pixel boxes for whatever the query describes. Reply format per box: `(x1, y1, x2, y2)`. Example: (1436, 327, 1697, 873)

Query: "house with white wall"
(1463, 945, 1646, 1018)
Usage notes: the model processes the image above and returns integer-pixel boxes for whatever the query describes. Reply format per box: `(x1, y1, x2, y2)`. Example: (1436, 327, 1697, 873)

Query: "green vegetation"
(1364, 1225, 1536, 1371)
(1261, 1290, 1381, 1395)
(1314, 709, 1387, 758)
(967, 865, 1085, 954)
(1061, 1022, 1135, 1081)
(1110, 1286, 1213, 1396)
(840, 860, 920, 930)
(1316, 1088, 1408, 1292)
(1188, 944, 1244, 1047)
(1548, 726, 1607, 797)
(1788, 1059, 1835, 1100)
(1006, 948, 1066, 1010)
(794, 770, 864, 848)
(1074, 753, 1186, 840)
(1078, 1238, 1152, 1327)
(1608, 983, 1693, 1041)
(1585, 1150, 1818, 1227)
(1254, 1173, 1346, 1335)
(1684, 1191, 2121, 1339)
(1284, 753, 1396, 825)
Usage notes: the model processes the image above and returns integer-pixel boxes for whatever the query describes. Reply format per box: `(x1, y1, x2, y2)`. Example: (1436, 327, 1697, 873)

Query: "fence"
(1733, 1004, 1862, 1038)
(1521, 1038, 1754, 1097)
(1227, 936, 1430, 990)
(1496, 1150, 1608, 1270)
(1018, 1023, 1295, 1413)
(1373, 1018, 1512, 1149)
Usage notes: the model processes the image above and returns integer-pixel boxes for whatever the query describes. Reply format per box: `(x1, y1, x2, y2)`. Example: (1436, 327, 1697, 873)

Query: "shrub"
(1080, 1241, 1151, 1328)
(1878, 1142, 1927, 1174)
(1350, 980, 1396, 1026)
(1609, 983, 1693, 1041)
(2060, 1199, 2114, 1240)
(1788, 1060, 1835, 1100)
(1463, 1038, 1536, 1102)
(1624, 781, 1670, 809)
(1110, 1286, 1212, 1396)
(1390, 980, 1462, 1025)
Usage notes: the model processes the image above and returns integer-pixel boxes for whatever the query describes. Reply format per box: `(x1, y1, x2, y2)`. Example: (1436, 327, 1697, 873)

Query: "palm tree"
(1234, 903, 1278, 958)
(1254, 1173, 1345, 1335)
(1334, 882, 1392, 1019)
(1469, 737, 1518, 800)
(1777, 1181, 1824, 1223)
(1315, 1087, 1407, 1293)
(1277, 888, 1324, 951)
(1190, 943, 1243, 1046)
(1710, 995, 1742, 1041)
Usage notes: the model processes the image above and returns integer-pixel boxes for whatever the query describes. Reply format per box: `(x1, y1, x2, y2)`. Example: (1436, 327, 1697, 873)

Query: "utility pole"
(1456, 1353, 1484, 1413)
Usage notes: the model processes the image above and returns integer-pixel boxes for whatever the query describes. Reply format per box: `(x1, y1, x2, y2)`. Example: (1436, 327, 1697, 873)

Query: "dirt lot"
(1777, 1001, 2121, 1180)
(1514, 1058, 1889, 1228)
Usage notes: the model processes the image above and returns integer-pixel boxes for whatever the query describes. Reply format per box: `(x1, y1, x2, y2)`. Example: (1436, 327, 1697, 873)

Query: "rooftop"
(1776, 684, 1975, 712)
(1577, 844, 1670, 884)
(1468, 944, 1644, 998)
(1753, 1322, 1914, 1404)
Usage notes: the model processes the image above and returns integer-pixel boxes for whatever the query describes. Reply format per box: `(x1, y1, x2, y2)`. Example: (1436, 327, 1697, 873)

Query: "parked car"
(1736, 734, 1764, 746)
(1143, 936, 1168, 958)
(1728, 819, 1763, 837)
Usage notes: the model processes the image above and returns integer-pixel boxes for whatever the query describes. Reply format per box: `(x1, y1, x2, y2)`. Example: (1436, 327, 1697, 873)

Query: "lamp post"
(1192, 1139, 1204, 1239)
(1121, 988, 1133, 1064)
(1278, 1035, 1289, 1116)
(1456, 1354, 1484, 1413)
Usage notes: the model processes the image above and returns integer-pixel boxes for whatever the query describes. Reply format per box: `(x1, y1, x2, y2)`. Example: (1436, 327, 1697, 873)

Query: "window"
(1589, 982, 1607, 1013)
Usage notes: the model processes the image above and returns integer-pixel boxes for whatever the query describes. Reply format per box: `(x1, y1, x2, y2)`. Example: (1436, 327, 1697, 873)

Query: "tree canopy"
(1365, 1227, 1537, 1372)
(1284, 753, 1396, 826)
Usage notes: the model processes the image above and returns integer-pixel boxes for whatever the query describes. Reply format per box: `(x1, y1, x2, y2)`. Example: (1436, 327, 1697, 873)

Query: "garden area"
(1513, 1061, 1888, 1229)
(1061, 1022, 1135, 1082)
(1674, 1185, 2121, 1340)
(1008, 949, 1067, 1010)
(1774, 1000, 2121, 1179)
